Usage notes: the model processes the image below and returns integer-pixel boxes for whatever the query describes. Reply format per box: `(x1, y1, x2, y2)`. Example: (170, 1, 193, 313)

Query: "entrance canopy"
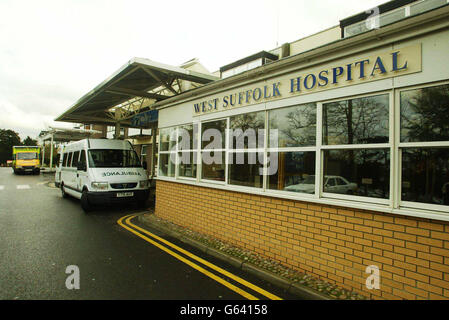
(38, 126, 102, 143)
(55, 58, 219, 127)
(37, 126, 102, 171)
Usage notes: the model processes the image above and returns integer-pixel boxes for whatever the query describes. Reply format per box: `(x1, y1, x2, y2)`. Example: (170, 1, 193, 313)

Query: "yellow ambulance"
(12, 146, 41, 175)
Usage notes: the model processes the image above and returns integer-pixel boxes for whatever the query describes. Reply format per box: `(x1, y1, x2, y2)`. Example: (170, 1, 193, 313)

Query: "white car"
(284, 175, 358, 195)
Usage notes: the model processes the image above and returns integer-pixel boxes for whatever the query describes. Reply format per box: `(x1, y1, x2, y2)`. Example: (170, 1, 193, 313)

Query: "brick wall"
(155, 180, 449, 300)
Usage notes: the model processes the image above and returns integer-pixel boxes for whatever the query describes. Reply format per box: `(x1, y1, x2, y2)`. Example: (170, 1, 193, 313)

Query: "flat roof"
(219, 51, 279, 73)
(38, 126, 102, 143)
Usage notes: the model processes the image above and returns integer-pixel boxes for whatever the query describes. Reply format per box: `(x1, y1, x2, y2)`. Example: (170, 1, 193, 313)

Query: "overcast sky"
(0, 0, 387, 140)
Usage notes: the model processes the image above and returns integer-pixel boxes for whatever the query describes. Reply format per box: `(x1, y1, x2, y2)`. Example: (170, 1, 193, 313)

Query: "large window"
(228, 111, 265, 188)
(160, 127, 176, 152)
(157, 83, 449, 218)
(323, 94, 389, 145)
(400, 84, 449, 211)
(268, 104, 317, 194)
(268, 152, 316, 194)
(179, 124, 198, 179)
(323, 149, 390, 199)
(158, 126, 176, 177)
(269, 103, 316, 147)
(322, 94, 390, 200)
(201, 120, 226, 182)
(228, 152, 264, 188)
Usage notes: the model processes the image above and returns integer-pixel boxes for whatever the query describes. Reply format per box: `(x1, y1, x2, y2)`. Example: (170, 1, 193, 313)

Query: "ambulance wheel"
(61, 184, 68, 198)
(81, 190, 92, 213)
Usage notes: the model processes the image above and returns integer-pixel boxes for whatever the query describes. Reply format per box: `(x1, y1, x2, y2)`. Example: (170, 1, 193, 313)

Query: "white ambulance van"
(58, 139, 150, 212)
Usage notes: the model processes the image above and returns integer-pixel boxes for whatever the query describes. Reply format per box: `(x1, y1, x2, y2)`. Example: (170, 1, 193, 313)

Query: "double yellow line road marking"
(117, 214, 282, 300)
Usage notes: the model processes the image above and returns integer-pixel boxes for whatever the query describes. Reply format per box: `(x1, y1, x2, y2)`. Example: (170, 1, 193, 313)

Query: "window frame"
(158, 126, 177, 178)
(199, 118, 228, 185)
(178, 123, 199, 181)
(266, 103, 318, 197)
(156, 81, 449, 220)
(228, 110, 266, 189)
(396, 81, 449, 214)
(319, 91, 394, 206)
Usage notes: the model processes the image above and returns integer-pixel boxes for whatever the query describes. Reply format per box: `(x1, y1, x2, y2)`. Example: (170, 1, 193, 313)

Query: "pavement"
(137, 212, 368, 300)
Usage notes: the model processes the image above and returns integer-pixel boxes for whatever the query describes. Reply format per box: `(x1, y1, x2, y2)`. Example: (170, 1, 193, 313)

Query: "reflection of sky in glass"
(179, 124, 198, 150)
(160, 127, 176, 151)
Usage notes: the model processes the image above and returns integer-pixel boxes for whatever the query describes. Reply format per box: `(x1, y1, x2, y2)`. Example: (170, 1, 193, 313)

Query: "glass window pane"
(230, 111, 265, 149)
(228, 152, 263, 188)
(63, 153, 68, 167)
(179, 152, 197, 178)
(410, 0, 448, 16)
(402, 148, 449, 206)
(379, 7, 405, 26)
(178, 124, 198, 151)
(79, 151, 86, 168)
(201, 151, 225, 181)
(269, 104, 316, 148)
(201, 120, 226, 149)
(72, 151, 80, 168)
(268, 152, 316, 194)
(323, 149, 390, 199)
(158, 153, 175, 177)
(160, 127, 176, 152)
(323, 94, 389, 145)
(400, 84, 449, 143)
(67, 153, 73, 167)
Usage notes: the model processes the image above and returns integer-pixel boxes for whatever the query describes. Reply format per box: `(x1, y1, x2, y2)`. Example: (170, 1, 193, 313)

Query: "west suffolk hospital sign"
(193, 44, 422, 115)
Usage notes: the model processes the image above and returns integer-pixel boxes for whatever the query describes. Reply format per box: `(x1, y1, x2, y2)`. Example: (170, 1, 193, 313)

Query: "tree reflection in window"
(402, 148, 449, 206)
(269, 104, 316, 148)
(323, 94, 389, 145)
(230, 111, 265, 149)
(400, 84, 449, 143)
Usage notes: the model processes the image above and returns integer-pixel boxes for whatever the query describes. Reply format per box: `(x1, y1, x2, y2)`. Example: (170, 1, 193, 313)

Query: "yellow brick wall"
(155, 180, 449, 300)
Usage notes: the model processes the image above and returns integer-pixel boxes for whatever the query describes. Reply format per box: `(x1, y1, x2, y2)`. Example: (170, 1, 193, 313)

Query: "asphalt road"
(0, 168, 298, 300)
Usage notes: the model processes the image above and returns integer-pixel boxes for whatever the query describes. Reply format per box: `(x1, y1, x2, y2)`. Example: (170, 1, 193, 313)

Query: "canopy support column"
(42, 140, 46, 167)
(151, 123, 157, 177)
(114, 122, 121, 139)
(49, 134, 54, 170)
